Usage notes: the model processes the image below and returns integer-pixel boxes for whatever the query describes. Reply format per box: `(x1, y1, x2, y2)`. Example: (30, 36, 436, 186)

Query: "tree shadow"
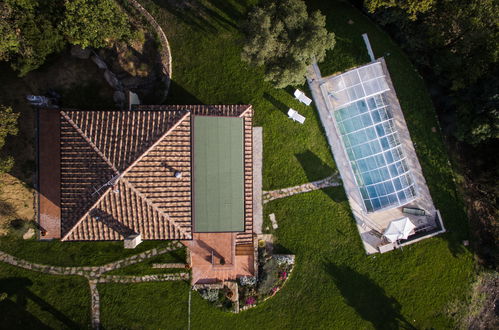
(150, 0, 243, 34)
(263, 92, 289, 116)
(323, 263, 416, 330)
(295, 150, 346, 203)
(0, 277, 80, 329)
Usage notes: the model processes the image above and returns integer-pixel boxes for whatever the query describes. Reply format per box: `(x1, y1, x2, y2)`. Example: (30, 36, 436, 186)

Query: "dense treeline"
(0, 0, 131, 76)
(362, 0, 498, 265)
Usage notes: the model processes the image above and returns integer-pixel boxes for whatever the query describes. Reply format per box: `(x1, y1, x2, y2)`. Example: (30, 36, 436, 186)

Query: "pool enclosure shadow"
(0, 277, 80, 329)
(323, 263, 415, 330)
(295, 150, 346, 203)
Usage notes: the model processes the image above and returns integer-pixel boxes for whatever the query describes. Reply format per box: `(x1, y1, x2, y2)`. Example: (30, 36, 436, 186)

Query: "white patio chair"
(294, 89, 312, 106)
(287, 108, 306, 124)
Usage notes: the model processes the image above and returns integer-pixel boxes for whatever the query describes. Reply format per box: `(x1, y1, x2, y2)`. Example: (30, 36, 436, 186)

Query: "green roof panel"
(193, 116, 245, 232)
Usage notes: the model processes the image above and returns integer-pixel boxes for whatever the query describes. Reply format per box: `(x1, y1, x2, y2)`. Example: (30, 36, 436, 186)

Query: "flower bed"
(196, 285, 235, 312)
(238, 252, 295, 311)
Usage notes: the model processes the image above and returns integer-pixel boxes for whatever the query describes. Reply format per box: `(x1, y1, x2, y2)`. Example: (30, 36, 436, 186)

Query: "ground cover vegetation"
(361, 0, 498, 279)
(0, 0, 478, 327)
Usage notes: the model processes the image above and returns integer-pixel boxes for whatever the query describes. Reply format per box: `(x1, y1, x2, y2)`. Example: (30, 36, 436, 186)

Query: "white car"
(26, 95, 50, 106)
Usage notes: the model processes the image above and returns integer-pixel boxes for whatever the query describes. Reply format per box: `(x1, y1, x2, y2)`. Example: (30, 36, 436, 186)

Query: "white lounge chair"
(294, 89, 312, 106)
(287, 108, 306, 124)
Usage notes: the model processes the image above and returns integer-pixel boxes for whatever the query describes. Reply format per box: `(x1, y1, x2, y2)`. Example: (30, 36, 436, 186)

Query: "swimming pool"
(333, 93, 417, 212)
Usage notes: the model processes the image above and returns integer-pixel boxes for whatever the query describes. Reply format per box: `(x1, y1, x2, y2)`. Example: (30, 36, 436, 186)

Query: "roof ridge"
(117, 111, 191, 182)
(60, 111, 119, 174)
(61, 184, 113, 241)
(62, 111, 192, 241)
(120, 178, 192, 239)
(238, 105, 253, 117)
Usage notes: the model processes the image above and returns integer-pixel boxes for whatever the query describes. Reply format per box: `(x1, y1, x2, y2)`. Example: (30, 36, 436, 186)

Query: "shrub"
(199, 289, 219, 302)
(239, 276, 257, 287)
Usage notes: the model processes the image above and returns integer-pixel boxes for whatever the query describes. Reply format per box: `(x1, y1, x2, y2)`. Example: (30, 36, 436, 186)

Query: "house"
(37, 105, 259, 284)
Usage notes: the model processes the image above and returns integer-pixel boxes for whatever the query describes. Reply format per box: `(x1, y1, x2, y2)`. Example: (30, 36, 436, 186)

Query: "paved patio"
(307, 59, 439, 254)
(184, 233, 254, 284)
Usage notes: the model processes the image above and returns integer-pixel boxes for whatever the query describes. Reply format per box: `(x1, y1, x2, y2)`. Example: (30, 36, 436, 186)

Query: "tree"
(0, 106, 20, 173)
(0, 0, 65, 76)
(241, 0, 335, 88)
(60, 0, 131, 49)
(365, 0, 436, 19)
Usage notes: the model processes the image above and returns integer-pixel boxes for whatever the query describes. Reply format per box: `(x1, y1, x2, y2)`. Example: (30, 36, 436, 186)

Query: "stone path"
(89, 280, 100, 329)
(263, 174, 341, 204)
(0, 241, 184, 277)
(0, 241, 189, 329)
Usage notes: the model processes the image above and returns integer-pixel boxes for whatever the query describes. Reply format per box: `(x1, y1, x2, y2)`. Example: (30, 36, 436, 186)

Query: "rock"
(91, 55, 108, 70)
(71, 45, 91, 59)
(23, 228, 35, 240)
(113, 91, 125, 105)
(104, 70, 121, 90)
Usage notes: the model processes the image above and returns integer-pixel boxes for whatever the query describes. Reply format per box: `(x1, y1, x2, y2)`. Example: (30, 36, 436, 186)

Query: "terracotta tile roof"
(56, 105, 253, 242)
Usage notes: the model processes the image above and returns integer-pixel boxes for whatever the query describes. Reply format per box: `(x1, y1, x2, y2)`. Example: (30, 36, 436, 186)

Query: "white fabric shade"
(383, 217, 416, 242)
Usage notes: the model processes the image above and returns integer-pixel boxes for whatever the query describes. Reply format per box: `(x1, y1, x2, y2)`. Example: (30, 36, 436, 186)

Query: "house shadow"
(323, 263, 415, 330)
(0, 277, 79, 329)
(295, 150, 346, 203)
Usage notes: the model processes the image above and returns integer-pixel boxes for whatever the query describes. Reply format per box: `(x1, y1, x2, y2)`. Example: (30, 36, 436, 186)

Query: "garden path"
(0, 241, 189, 329)
(263, 174, 341, 204)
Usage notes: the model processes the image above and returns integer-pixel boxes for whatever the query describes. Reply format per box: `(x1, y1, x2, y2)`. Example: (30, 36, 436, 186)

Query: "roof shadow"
(323, 263, 416, 330)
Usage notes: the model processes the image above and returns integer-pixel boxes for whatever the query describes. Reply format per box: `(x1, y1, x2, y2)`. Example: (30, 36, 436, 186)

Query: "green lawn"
(0, 0, 475, 328)
(0, 237, 172, 267)
(99, 281, 190, 329)
(141, 0, 473, 328)
(0, 263, 90, 328)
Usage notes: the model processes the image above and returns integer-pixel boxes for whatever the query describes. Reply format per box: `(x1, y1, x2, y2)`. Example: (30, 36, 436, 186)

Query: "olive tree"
(241, 0, 335, 88)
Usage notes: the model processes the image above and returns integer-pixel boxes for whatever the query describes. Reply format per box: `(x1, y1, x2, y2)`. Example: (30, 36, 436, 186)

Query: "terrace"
(308, 59, 446, 254)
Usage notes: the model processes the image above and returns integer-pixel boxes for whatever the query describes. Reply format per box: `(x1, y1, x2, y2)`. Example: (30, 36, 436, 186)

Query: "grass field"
(0, 0, 475, 328)
(0, 263, 90, 328)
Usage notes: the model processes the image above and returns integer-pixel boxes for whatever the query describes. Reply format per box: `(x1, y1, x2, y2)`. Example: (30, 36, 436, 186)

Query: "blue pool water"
(333, 93, 416, 212)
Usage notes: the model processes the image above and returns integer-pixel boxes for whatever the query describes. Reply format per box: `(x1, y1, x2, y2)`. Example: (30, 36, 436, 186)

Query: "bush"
(239, 276, 257, 287)
(199, 289, 219, 302)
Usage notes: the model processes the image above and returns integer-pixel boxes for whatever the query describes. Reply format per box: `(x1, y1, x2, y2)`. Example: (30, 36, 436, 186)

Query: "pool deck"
(307, 58, 438, 254)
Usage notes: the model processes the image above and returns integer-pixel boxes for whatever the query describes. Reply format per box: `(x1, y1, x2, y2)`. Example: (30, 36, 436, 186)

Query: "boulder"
(91, 55, 108, 70)
(23, 228, 35, 240)
(104, 70, 121, 90)
(113, 91, 126, 105)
